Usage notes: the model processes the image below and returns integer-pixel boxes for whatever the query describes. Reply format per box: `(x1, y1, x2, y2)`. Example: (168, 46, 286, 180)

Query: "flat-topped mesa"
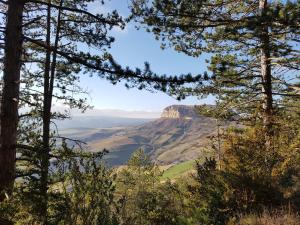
(161, 105, 197, 119)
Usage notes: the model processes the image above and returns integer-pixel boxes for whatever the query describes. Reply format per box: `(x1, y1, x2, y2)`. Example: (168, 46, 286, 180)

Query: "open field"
(161, 160, 196, 180)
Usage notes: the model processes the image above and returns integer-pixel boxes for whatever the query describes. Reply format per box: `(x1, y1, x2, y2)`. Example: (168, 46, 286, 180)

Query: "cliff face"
(161, 105, 197, 119)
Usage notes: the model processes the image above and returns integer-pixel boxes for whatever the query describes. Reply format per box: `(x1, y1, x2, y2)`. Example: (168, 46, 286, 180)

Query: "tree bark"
(0, 0, 24, 201)
(40, 2, 52, 223)
(259, 0, 273, 150)
(40, 0, 63, 223)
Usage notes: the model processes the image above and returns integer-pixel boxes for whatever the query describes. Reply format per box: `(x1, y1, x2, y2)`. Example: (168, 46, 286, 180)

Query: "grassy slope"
(161, 160, 196, 180)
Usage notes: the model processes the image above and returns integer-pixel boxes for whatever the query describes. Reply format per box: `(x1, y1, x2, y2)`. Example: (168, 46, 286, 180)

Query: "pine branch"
(24, 0, 122, 26)
(24, 36, 203, 87)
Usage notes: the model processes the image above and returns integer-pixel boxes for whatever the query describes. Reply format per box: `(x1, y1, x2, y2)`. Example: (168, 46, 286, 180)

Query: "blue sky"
(80, 0, 214, 111)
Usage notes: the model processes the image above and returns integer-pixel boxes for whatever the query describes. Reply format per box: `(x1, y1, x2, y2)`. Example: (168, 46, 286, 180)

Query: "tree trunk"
(259, 0, 273, 150)
(0, 0, 24, 201)
(40, 2, 52, 223)
(40, 1, 63, 222)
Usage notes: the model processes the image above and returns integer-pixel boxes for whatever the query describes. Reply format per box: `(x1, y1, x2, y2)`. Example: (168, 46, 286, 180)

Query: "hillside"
(81, 105, 227, 166)
(161, 160, 196, 180)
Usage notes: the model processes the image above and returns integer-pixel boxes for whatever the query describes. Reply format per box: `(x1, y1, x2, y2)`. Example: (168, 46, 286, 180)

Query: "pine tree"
(130, 0, 300, 149)
(0, 0, 204, 200)
(0, 0, 25, 201)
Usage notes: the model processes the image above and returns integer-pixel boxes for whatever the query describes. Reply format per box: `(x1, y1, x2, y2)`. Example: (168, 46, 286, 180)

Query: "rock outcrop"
(161, 105, 197, 119)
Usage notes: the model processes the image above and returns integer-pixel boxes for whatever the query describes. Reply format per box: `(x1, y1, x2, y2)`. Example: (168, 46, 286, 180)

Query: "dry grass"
(235, 210, 300, 225)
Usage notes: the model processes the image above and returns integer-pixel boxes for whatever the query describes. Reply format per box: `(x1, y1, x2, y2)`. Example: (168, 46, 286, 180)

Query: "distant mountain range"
(62, 105, 229, 167)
